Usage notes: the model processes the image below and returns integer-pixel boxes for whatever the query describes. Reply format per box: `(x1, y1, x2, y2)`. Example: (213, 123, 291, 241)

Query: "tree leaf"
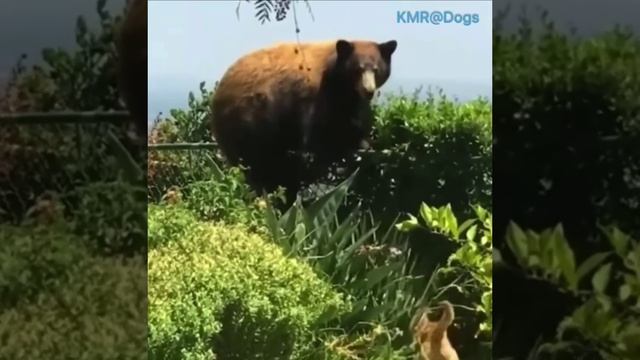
(395, 215, 419, 232)
(606, 226, 630, 257)
(619, 284, 632, 301)
(550, 224, 576, 287)
(419, 202, 433, 226)
(505, 221, 529, 265)
(457, 218, 476, 236)
(466, 224, 478, 243)
(592, 262, 612, 294)
(444, 204, 459, 237)
(576, 251, 611, 284)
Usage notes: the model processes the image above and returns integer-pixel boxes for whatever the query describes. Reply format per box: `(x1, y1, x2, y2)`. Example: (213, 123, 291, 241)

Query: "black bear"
(210, 39, 397, 201)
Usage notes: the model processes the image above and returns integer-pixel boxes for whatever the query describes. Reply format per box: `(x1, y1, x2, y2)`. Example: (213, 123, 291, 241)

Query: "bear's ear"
(336, 39, 354, 59)
(378, 40, 397, 57)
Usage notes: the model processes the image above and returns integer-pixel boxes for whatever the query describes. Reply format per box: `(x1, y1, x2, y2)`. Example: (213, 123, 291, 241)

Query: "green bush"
(0, 222, 86, 308)
(148, 208, 349, 359)
(163, 81, 214, 143)
(263, 174, 493, 359)
(502, 222, 640, 360)
(493, 14, 640, 360)
(180, 167, 273, 230)
(493, 17, 640, 248)
(397, 203, 492, 359)
(342, 92, 492, 223)
(0, 222, 146, 360)
(67, 182, 147, 256)
(147, 104, 267, 229)
(147, 204, 205, 249)
(149, 157, 277, 233)
(0, 0, 144, 225)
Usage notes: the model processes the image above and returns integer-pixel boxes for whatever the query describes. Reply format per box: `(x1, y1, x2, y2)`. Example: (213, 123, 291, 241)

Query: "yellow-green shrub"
(0, 223, 147, 360)
(148, 204, 206, 249)
(148, 208, 349, 359)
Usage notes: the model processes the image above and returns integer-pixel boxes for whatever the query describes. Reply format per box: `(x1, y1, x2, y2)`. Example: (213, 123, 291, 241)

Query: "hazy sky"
(0, 0, 126, 85)
(148, 0, 493, 119)
(493, 0, 640, 36)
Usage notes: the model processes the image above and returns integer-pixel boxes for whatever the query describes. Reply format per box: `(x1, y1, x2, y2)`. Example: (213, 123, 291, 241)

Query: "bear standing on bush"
(210, 39, 397, 201)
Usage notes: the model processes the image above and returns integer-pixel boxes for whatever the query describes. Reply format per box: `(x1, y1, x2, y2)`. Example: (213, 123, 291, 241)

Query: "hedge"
(492, 19, 640, 360)
(343, 93, 492, 223)
(148, 206, 349, 359)
(493, 25, 640, 251)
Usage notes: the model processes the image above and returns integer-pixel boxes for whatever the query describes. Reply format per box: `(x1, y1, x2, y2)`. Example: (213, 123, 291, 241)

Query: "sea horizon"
(148, 77, 492, 125)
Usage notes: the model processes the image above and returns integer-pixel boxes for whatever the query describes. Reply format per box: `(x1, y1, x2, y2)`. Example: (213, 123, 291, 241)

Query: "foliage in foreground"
(148, 206, 349, 359)
(502, 222, 640, 360)
(145, 83, 493, 358)
(146, 176, 494, 359)
(260, 173, 493, 359)
(262, 173, 422, 357)
(397, 203, 493, 358)
(493, 12, 640, 360)
(0, 222, 146, 360)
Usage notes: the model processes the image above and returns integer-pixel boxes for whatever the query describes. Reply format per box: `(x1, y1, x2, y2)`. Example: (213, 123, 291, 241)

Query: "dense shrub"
(147, 204, 205, 249)
(493, 14, 640, 360)
(396, 203, 492, 359)
(493, 18, 640, 251)
(341, 92, 492, 224)
(0, 122, 140, 222)
(0, 222, 147, 359)
(501, 222, 640, 360)
(180, 168, 273, 230)
(147, 82, 219, 203)
(149, 159, 276, 233)
(148, 207, 349, 359)
(262, 175, 493, 359)
(0, 0, 144, 226)
(0, 222, 86, 308)
(67, 182, 147, 255)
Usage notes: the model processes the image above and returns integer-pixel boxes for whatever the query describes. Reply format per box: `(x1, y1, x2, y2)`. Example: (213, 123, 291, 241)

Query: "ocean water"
(147, 78, 491, 126)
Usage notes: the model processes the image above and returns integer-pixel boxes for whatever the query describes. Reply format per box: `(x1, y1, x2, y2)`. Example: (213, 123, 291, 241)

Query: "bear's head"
(333, 39, 397, 101)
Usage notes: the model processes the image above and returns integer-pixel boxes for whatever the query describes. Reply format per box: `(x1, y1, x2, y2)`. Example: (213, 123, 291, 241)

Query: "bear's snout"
(361, 69, 377, 100)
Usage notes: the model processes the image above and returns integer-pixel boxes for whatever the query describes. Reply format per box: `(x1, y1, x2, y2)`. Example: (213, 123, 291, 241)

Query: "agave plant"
(263, 171, 437, 349)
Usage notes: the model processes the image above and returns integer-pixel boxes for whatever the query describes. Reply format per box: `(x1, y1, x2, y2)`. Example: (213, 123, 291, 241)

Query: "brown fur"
(116, 0, 147, 136)
(210, 39, 397, 201)
(411, 301, 459, 360)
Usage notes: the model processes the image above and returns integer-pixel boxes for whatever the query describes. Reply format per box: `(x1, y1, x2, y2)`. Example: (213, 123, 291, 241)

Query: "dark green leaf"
(592, 262, 612, 294)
